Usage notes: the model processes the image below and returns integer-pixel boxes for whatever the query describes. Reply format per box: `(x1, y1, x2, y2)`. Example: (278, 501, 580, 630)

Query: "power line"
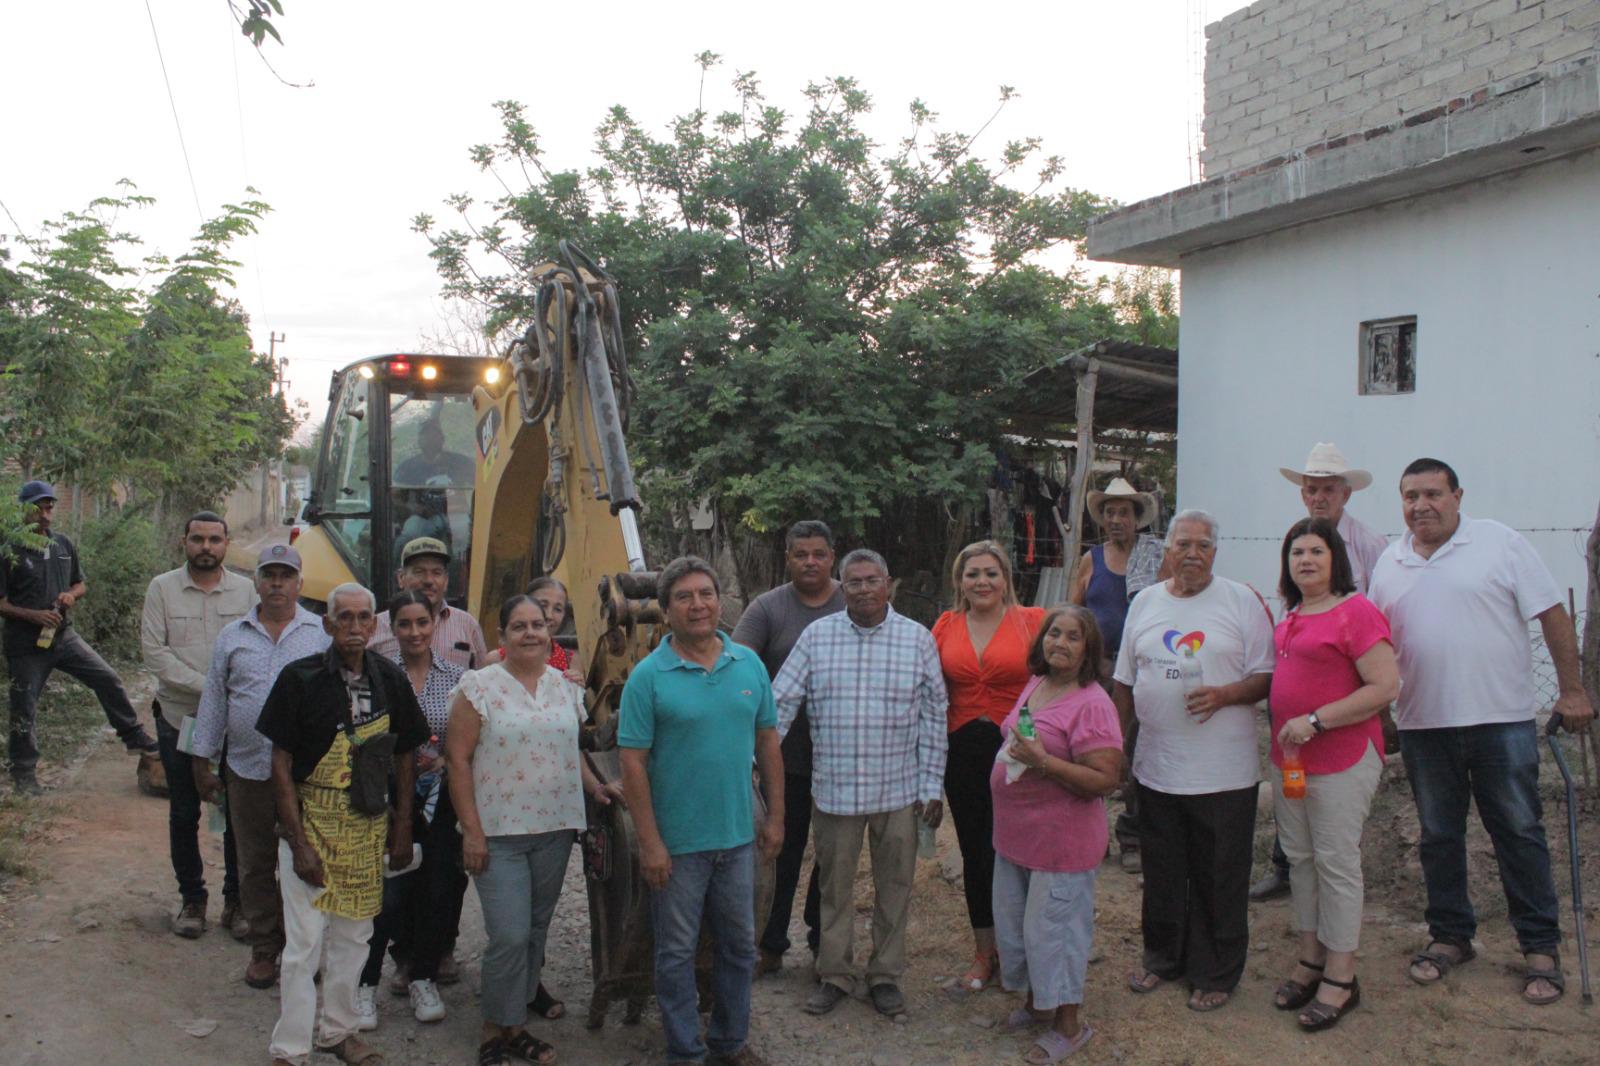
(227, 7, 272, 328)
(0, 195, 30, 242)
(142, 0, 205, 223)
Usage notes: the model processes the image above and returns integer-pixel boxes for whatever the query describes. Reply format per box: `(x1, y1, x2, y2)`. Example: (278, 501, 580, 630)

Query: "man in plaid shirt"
(773, 548, 948, 1019)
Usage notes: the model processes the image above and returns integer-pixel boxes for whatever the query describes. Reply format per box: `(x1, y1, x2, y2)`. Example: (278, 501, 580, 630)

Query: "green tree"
(1, 186, 294, 644)
(417, 61, 1154, 596)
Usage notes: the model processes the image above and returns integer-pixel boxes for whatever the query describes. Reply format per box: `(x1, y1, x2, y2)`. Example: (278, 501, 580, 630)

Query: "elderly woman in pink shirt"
(1268, 517, 1398, 1033)
(989, 606, 1123, 1064)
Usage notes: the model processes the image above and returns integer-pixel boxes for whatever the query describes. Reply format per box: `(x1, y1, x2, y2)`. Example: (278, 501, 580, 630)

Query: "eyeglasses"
(842, 577, 886, 592)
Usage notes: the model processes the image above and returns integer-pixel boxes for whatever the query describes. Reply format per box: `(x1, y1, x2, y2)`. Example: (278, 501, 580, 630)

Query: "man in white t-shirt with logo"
(1114, 509, 1275, 1012)
(1367, 457, 1593, 1006)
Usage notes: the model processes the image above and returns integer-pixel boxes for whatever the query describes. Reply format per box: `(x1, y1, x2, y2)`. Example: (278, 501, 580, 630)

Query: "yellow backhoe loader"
(293, 242, 772, 1026)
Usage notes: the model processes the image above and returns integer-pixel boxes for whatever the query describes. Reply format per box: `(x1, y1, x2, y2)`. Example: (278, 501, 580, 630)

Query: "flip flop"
(1025, 1024, 1095, 1063)
(1186, 989, 1230, 1012)
(999, 1006, 1047, 1032)
(1126, 970, 1164, 994)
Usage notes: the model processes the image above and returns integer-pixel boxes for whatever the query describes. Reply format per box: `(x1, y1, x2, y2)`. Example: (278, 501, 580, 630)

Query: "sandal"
(1186, 989, 1230, 1012)
(478, 1037, 510, 1066)
(1298, 975, 1360, 1031)
(999, 1006, 1048, 1032)
(955, 951, 999, 992)
(325, 1036, 384, 1065)
(505, 1029, 557, 1065)
(1408, 940, 1475, 985)
(1025, 1024, 1095, 1063)
(1273, 959, 1325, 1011)
(1126, 969, 1164, 994)
(528, 983, 566, 1020)
(1522, 956, 1565, 1006)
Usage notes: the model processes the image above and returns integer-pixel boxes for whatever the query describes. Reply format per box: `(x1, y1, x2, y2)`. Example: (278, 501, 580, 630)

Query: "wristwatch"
(1307, 712, 1325, 734)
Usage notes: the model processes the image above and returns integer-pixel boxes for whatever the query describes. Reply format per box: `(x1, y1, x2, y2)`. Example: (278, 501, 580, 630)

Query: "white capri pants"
(1273, 742, 1383, 952)
(992, 853, 1097, 1011)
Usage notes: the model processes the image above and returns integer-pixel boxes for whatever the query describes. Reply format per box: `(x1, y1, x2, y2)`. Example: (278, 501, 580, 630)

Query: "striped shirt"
(772, 606, 949, 816)
(369, 603, 486, 670)
(192, 606, 331, 780)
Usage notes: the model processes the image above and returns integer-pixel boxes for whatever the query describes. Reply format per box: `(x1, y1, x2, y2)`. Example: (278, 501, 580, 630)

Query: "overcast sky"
(1, 1, 1247, 421)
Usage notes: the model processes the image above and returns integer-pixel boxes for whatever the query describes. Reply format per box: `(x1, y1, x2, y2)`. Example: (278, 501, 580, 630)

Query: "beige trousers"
(812, 803, 918, 992)
(1274, 742, 1383, 952)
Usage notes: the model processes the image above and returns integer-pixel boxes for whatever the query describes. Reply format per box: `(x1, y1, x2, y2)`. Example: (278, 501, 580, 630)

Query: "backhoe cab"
(295, 353, 502, 610)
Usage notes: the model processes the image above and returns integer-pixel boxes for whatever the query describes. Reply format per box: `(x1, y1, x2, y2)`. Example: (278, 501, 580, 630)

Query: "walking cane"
(1546, 711, 1593, 1006)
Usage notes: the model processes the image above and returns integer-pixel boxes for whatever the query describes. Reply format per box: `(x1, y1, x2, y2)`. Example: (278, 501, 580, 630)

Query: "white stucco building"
(1089, 0, 1600, 605)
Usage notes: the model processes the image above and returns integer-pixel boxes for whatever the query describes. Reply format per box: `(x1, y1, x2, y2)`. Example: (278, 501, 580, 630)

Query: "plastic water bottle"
(1281, 749, 1307, 800)
(1017, 705, 1037, 740)
(917, 818, 938, 861)
(1178, 647, 1204, 696)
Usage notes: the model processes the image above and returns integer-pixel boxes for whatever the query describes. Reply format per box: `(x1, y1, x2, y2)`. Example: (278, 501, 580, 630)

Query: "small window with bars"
(1359, 317, 1416, 395)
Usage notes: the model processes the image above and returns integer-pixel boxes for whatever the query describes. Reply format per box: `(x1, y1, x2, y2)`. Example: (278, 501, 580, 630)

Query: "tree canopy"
(0, 184, 294, 529)
(417, 59, 1175, 592)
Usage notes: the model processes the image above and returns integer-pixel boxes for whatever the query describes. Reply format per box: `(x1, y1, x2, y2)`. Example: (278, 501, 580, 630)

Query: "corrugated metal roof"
(1009, 340, 1178, 436)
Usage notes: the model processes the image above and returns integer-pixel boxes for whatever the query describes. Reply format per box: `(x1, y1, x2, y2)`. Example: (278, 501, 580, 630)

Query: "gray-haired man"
(773, 549, 948, 1018)
(192, 544, 329, 989)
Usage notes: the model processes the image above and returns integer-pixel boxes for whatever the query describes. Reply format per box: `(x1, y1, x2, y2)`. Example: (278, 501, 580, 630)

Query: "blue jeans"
(1399, 720, 1560, 954)
(650, 842, 756, 1063)
(6, 629, 150, 775)
(155, 707, 239, 904)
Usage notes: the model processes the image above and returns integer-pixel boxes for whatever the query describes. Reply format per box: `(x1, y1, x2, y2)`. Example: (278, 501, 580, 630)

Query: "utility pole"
(261, 332, 287, 526)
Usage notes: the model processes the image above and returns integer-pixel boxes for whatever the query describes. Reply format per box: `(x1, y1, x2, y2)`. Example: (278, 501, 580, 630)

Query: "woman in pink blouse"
(445, 596, 623, 1066)
(989, 606, 1122, 1064)
(1268, 518, 1398, 1033)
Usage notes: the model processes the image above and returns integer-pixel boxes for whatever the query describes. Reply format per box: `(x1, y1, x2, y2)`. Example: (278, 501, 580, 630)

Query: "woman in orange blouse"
(932, 540, 1046, 991)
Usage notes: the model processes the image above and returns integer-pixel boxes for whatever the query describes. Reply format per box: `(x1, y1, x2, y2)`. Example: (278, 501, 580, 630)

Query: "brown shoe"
(173, 899, 207, 939)
(709, 1049, 769, 1066)
(387, 961, 410, 996)
(221, 896, 251, 942)
(756, 950, 783, 977)
(323, 1035, 384, 1064)
(136, 753, 169, 798)
(245, 951, 280, 989)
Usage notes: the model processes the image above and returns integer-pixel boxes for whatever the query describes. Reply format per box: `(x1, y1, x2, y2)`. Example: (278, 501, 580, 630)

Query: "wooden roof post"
(1060, 356, 1100, 603)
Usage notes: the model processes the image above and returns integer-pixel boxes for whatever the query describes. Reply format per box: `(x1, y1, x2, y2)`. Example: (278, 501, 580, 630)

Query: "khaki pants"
(812, 803, 918, 992)
(226, 767, 284, 954)
(1274, 743, 1383, 953)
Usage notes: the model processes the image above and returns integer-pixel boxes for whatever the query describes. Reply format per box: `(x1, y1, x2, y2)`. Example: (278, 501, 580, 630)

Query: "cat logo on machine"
(477, 407, 502, 463)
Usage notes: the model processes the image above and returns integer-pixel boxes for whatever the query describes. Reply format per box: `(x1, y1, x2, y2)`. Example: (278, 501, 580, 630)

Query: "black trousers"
(945, 718, 1004, 931)
(1137, 782, 1257, 992)
(362, 782, 467, 985)
(760, 771, 820, 956)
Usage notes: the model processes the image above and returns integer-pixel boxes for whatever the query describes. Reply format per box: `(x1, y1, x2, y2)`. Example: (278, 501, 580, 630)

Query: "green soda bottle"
(1017, 704, 1037, 739)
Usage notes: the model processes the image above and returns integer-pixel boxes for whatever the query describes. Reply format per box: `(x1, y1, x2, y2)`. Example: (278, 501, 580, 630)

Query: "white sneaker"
(354, 984, 379, 1031)
(409, 978, 446, 1023)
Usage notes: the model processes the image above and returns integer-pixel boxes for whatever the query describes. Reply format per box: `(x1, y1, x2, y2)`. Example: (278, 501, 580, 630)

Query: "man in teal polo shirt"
(620, 555, 784, 1066)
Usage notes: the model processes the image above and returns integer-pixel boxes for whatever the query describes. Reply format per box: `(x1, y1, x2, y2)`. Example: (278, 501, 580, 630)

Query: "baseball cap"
(18, 480, 57, 505)
(400, 537, 451, 567)
(256, 543, 303, 573)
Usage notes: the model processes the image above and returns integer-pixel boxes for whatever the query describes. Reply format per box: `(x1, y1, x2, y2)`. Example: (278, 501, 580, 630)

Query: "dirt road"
(2, 706, 1596, 1065)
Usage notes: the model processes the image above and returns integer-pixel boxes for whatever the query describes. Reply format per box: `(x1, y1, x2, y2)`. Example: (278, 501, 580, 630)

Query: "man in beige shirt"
(141, 511, 256, 939)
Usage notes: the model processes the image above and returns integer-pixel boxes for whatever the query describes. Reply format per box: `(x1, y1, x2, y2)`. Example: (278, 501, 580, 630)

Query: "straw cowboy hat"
(1278, 442, 1373, 491)
(1087, 477, 1157, 528)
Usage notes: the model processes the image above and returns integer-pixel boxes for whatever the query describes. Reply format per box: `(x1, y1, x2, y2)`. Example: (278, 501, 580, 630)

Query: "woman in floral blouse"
(446, 595, 622, 1066)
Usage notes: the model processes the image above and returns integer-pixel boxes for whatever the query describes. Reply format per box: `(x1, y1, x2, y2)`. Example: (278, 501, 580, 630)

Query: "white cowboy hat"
(1279, 442, 1373, 491)
(1086, 477, 1157, 529)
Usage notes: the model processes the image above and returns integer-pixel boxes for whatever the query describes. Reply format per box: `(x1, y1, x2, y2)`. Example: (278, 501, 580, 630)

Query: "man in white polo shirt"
(1368, 457, 1593, 1007)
